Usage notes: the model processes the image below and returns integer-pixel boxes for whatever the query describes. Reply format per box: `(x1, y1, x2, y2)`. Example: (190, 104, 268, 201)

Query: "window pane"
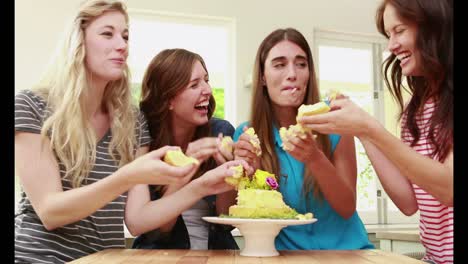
(318, 44, 378, 222)
(212, 87, 225, 119)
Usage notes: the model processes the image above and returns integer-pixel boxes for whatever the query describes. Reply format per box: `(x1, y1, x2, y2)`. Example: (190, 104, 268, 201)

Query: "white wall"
(15, 0, 382, 126)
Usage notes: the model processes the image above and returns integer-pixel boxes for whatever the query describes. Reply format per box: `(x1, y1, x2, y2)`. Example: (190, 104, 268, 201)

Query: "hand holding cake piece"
(163, 149, 200, 166)
(245, 127, 262, 156)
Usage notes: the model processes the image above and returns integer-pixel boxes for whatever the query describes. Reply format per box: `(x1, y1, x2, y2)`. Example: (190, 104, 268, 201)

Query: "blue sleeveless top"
(233, 122, 374, 250)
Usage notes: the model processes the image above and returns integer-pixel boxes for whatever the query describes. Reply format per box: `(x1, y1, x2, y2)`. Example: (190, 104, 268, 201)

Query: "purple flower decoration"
(266, 177, 278, 190)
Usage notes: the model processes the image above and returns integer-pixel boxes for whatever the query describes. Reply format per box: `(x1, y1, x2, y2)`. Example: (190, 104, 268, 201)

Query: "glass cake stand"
(202, 217, 317, 257)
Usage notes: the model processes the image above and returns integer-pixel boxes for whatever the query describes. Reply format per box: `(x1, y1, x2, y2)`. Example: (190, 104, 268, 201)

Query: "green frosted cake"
(225, 168, 313, 219)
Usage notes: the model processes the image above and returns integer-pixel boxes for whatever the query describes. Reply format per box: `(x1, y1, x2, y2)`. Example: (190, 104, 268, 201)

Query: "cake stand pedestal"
(202, 217, 317, 257)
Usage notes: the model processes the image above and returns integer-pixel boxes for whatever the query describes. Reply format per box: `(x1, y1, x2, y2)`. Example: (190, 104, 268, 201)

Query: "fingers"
(186, 137, 218, 154)
(163, 162, 198, 178)
(150, 145, 181, 159)
(234, 139, 256, 156)
(302, 123, 333, 134)
(233, 148, 257, 166)
(190, 147, 219, 163)
(224, 159, 250, 170)
(213, 151, 228, 165)
(298, 113, 331, 125)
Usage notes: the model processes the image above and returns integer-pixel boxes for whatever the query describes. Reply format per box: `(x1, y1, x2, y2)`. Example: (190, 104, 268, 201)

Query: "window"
(314, 29, 418, 224)
(127, 9, 236, 123)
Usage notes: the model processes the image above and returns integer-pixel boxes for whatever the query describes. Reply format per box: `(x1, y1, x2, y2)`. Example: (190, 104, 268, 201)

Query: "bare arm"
(359, 138, 418, 215)
(302, 98, 453, 206)
(15, 132, 133, 230)
(15, 132, 195, 231)
(364, 121, 453, 206)
(125, 160, 244, 236)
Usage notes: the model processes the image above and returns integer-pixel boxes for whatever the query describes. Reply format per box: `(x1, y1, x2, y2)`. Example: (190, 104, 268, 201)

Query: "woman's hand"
(186, 137, 220, 164)
(192, 159, 251, 197)
(298, 97, 376, 138)
(122, 146, 199, 186)
(214, 133, 234, 165)
(282, 131, 322, 163)
(233, 127, 260, 174)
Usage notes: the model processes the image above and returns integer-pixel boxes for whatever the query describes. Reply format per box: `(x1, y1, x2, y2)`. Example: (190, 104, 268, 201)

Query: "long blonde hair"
(33, 0, 136, 188)
(250, 28, 331, 199)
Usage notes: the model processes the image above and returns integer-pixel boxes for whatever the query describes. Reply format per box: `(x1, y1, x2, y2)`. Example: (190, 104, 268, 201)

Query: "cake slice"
(163, 149, 199, 166)
(296, 101, 331, 121)
(224, 164, 244, 187)
(245, 127, 262, 156)
(220, 136, 234, 154)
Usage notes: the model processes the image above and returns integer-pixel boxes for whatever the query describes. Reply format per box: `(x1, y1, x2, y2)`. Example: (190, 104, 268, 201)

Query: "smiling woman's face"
(263, 40, 309, 111)
(169, 60, 212, 128)
(383, 3, 422, 77)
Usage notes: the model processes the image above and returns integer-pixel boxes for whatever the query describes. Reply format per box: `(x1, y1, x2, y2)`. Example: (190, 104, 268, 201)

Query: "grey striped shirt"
(14, 90, 151, 263)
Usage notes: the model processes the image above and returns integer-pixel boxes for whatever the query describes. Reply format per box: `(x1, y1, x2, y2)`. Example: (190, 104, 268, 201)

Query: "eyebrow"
(271, 55, 307, 62)
(385, 23, 404, 34)
(101, 25, 129, 34)
(189, 74, 208, 83)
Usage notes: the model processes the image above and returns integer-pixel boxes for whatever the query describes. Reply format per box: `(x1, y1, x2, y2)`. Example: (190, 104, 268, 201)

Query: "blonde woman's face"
(383, 4, 422, 76)
(263, 40, 309, 110)
(170, 60, 212, 128)
(84, 11, 128, 82)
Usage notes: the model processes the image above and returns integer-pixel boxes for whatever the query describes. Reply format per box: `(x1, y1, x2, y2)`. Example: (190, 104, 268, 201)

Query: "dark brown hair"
(376, 0, 453, 161)
(140, 48, 217, 179)
(250, 28, 331, 198)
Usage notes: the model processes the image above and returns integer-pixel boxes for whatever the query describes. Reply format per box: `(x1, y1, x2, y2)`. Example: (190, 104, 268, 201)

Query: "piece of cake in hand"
(296, 102, 331, 122)
(245, 127, 262, 156)
(220, 135, 234, 154)
(163, 149, 199, 166)
(224, 164, 244, 187)
(279, 124, 308, 151)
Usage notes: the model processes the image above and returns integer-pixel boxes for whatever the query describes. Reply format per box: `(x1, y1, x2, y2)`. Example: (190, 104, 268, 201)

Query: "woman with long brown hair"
(303, 1, 453, 263)
(130, 48, 241, 250)
(233, 28, 373, 250)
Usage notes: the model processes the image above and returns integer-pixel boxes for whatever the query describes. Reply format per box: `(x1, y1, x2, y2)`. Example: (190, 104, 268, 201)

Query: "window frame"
(127, 8, 237, 124)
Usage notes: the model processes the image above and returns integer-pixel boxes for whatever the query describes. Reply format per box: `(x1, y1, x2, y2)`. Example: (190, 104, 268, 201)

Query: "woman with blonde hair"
(233, 28, 373, 250)
(15, 1, 244, 262)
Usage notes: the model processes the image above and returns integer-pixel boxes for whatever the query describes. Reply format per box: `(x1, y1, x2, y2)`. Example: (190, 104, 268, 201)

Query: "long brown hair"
(376, 0, 453, 161)
(140, 48, 217, 181)
(250, 28, 331, 198)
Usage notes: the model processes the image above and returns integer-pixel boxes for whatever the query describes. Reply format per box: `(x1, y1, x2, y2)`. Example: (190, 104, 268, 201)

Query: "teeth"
(398, 53, 410, 61)
(195, 102, 209, 107)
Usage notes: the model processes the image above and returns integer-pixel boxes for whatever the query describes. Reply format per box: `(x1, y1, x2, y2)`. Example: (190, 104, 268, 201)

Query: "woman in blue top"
(233, 28, 374, 250)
